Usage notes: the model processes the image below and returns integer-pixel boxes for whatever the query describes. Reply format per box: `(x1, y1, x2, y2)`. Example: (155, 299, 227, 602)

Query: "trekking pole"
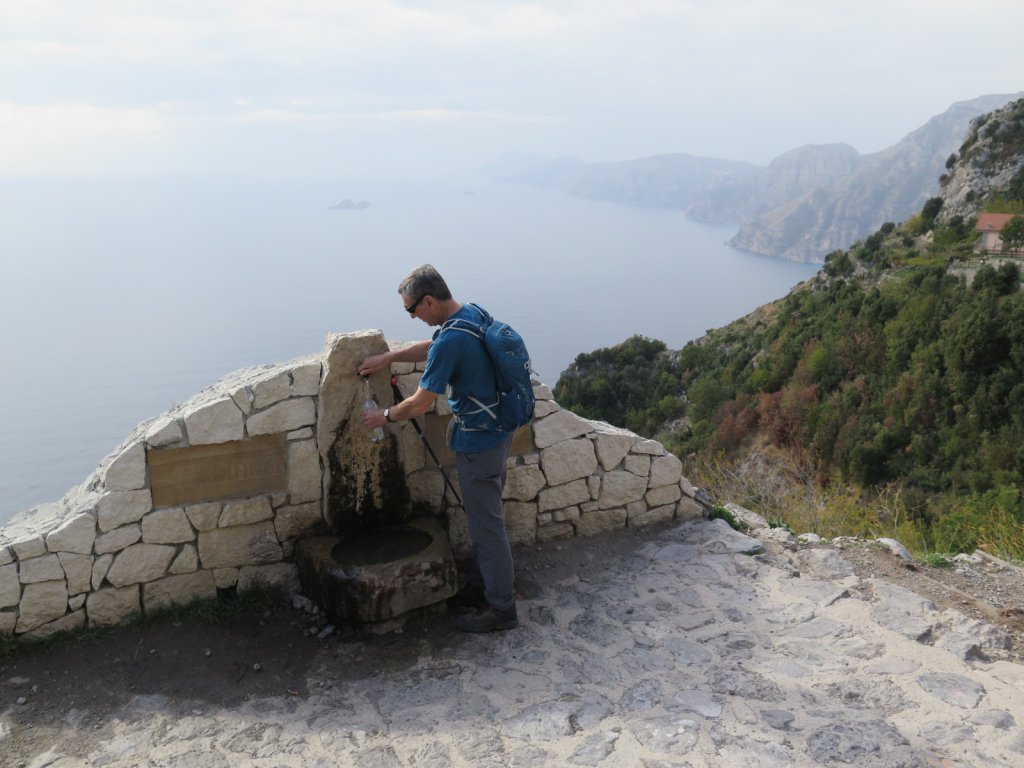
(390, 375, 463, 506)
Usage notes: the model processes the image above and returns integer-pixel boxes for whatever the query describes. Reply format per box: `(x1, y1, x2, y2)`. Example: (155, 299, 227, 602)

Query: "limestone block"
(58, 553, 93, 595)
(69, 594, 86, 611)
(238, 563, 301, 594)
(106, 544, 176, 587)
(533, 410, 593, 450)
(646, 484, 682, 508)
(677, 497, 704, 521)
(145, 416, 183, 448)
(142, 507, 195, 545)
(92, 554, 113, 590)
(538, 512, 553, 525)
(680, 475, 696, 498)
(504, 464, 546, 502)
(87, 586, 140, 627)
(631, 504, 677, 528)
(0, 563, 20, 608)
(396, 421, 426, 473)
(16, 581, 68, 633)
(650, 454, 683, 488)
(394, 372, 422, 400)
(45, 514, 96, 555)
(287, 439, 322, 504)
(624, 455, 651, 477)
(95, 525, 142, 556)
(553, 506, 580, 523)
(522, 452, 540, 465)
(541, 438, 598, 487)
(185, 501, 222, 532)
(23, 610, 85, 641)
(0, 545, 12, 566)
(588, 475, 601, 499)
(19, 554, 64, 584)
(598, 471, 649, 509)
(11, 536, 46, 560)
(504, 501, 538, 546)
(592, 430, 636, 471)
(247, 398, 316, 436)
(253, 371, 292, 410)
(273, 502, 323, 542)
(511, 423, 534, 456)
(631, 439, 665, 456)
(287, 427, 314, 441)
(104, 442, 147, 491)
(291, 362, 322, 396)
(577, 508, 627, 537)
(198, 521, 283, 569)
(98, 490, 153, 533)
(231, 386, 255, 415)
(537, 522, 575, 543)
(143, 571, 217, 613)
(219, 497, 273, 527)
(214, 568, 239, 589)
(534, 400, 559, 418)
(533, 384, 554, 400)
(538, 479, 592, 513)
(169, 544, 199, 574)
(184, 397, 245, 445)
(407, 470, 445, 512)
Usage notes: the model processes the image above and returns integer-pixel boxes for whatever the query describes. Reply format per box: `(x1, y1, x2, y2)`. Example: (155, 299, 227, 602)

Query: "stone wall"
(0, 330, 703, 642)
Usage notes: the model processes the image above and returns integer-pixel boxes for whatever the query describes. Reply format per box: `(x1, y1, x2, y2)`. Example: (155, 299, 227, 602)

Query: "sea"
(0, 173, 818, 524)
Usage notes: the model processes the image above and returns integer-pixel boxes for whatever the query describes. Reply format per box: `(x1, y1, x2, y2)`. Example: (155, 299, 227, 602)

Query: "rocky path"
(4, 518, 1024, 767)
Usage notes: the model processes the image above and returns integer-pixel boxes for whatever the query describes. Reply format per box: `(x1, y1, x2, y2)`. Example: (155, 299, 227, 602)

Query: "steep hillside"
(554, 97, 1024, 557)
(729, 93, 1023, 261)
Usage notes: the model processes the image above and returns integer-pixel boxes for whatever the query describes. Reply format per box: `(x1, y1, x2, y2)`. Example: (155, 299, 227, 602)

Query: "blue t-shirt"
(419, 303, 506, 453)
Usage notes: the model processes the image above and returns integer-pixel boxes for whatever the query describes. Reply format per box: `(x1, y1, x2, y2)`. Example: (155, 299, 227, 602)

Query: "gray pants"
(456, 436, 515, 612)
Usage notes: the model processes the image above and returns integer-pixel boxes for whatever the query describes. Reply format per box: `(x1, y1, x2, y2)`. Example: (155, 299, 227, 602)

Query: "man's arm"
(357, 340, 431, 378)
(361, 386, 437, 430)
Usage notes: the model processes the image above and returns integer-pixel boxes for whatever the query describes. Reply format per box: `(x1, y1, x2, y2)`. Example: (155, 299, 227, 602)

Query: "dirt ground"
(1, 526, 1023, 764)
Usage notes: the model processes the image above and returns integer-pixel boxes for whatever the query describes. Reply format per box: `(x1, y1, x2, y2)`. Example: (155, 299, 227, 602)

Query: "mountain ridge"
(494, 92, 1023, 262)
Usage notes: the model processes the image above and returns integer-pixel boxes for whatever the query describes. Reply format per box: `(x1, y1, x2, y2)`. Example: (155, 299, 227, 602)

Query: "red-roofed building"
(975, 213, 1019, 254)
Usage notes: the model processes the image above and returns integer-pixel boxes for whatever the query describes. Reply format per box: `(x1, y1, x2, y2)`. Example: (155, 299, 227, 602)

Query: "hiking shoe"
(455, 603, 518, 633)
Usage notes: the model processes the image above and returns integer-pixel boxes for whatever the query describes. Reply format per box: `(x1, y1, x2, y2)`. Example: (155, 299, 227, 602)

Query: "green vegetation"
(555, 98, 1024, 561)
(708, 505, 749, 533)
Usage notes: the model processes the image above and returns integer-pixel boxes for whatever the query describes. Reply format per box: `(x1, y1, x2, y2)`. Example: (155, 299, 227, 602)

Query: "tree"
(1001, 215, 1024, 254)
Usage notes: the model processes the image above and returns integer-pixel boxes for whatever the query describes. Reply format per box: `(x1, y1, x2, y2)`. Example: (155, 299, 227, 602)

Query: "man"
(358, 264, 518, 633)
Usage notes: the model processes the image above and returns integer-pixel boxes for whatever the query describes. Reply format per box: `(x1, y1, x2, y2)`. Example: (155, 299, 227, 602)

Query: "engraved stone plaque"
(149, 434, 288, 507)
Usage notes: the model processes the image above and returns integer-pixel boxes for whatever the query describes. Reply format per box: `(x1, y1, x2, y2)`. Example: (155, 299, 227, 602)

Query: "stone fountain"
(294, 330, 458, 625)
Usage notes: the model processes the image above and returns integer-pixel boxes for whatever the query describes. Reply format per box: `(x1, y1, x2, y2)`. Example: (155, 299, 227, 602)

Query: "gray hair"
(398, 264, 452, 303)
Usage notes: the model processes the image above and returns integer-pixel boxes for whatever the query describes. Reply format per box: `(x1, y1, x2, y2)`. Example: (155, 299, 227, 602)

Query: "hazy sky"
(2, 0, 1022, 179)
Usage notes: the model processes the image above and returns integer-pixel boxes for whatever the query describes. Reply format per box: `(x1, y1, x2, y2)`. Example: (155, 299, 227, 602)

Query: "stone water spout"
(295, 330, 457, 625)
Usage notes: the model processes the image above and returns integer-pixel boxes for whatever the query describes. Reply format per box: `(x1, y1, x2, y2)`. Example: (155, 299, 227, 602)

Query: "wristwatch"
(384, 408, 394, 423)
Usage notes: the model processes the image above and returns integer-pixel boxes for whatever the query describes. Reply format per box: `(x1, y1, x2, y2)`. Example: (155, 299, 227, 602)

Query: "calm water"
(0, 174, 818, 522)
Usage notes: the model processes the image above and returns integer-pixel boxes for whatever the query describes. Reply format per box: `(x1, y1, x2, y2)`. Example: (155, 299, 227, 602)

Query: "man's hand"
(358, 353, 391, 378)
(362, 407, 387, 430)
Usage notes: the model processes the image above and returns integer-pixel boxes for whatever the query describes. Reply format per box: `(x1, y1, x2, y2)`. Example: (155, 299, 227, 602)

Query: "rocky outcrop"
(939, 97, 1024, 222)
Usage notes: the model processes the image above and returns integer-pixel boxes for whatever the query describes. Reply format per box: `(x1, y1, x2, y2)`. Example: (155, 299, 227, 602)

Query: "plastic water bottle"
(363, 378, 385, 442)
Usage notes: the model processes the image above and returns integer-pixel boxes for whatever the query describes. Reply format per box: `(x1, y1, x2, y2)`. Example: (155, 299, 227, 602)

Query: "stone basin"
(294, 516, 457, 624)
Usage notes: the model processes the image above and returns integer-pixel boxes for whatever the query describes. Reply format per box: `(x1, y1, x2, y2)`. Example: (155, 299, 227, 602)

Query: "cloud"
(1, 1, 1023, 175)
(0, 101, 170, 174)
